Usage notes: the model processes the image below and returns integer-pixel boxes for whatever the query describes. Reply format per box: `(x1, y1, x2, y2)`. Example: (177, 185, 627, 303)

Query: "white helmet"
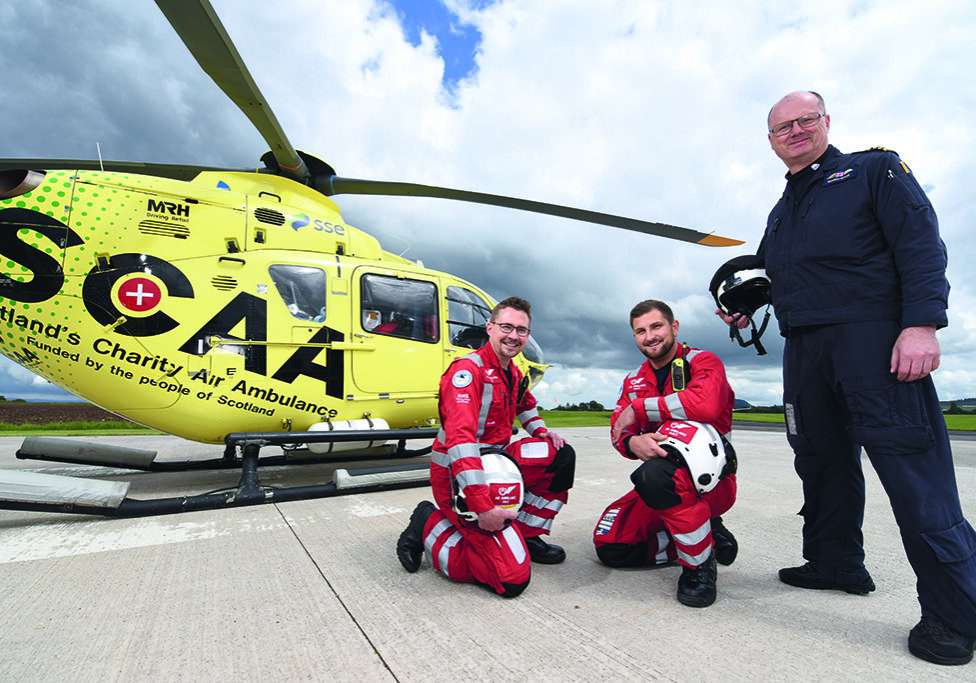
(656, 421, 736, 493)
(452, 448, 524, 523)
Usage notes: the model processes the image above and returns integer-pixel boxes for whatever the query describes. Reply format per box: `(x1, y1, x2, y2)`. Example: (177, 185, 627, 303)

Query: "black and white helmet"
(709, 255, 772, 355)
(656, 420, 737, 494)
(452, 448, 524, 524)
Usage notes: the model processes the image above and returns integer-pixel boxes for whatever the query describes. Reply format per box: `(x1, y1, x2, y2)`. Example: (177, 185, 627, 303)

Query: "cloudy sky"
(2, 0, 974, 410)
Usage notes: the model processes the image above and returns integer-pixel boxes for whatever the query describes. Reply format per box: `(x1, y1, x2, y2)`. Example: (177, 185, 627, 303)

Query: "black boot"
(396, 500, 436, 572)
(711, 516, 738, 566)
(525, 536, 566, 564)
(778, 562, 875, 595)
(908, 616, 975, 665)
(677, 555, 717, 608)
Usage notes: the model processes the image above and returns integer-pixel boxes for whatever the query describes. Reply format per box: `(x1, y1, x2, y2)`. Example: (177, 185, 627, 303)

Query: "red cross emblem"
(117, 277, 162, 312)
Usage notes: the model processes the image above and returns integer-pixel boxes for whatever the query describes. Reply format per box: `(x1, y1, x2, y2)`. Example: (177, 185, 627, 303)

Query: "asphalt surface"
(0, 426, 974, 681)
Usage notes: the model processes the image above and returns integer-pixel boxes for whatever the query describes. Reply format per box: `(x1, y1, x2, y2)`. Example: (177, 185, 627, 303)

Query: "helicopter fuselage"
(0, 168, 545, 444)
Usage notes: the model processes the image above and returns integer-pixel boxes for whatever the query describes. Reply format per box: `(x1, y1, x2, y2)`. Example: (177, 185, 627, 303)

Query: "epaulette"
(855, 146, 898, 155)
(855, 146, 911, 174)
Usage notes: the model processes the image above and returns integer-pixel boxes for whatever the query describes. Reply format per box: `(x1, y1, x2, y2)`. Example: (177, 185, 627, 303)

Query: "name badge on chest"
(823, 165, 857, 186)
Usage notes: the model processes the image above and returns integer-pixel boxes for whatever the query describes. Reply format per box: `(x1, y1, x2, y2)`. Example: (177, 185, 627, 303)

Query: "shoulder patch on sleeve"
(452, 369, 473, 388)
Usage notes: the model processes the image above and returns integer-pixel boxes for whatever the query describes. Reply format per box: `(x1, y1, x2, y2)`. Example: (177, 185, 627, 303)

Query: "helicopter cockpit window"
(269, 265, 327, 322)
(361, 275, 439, 343)
(446, 286, 545, 363)
(446, 286, 491, 350)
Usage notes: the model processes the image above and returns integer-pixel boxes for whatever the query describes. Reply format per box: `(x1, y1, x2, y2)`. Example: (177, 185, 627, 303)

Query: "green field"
(0, 422, 159, 437)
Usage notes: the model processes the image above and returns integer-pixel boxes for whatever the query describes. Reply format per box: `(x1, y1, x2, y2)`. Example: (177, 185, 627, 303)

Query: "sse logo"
(290, 213, 346, 236)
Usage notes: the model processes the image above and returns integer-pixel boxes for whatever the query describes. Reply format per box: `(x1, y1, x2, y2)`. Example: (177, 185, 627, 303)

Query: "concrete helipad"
(0, 426, 974, 681)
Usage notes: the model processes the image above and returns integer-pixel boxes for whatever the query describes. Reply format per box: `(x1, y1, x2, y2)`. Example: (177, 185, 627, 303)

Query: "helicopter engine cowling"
(305, 418, 392, 454)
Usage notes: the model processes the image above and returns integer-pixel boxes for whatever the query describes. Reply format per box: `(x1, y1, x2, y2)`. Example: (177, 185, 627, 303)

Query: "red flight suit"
(423, 344, 571, 595)
(593, 344, 736, 568)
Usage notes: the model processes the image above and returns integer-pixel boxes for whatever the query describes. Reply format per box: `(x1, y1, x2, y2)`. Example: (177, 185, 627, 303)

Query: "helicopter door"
(352, 271, 441, 395)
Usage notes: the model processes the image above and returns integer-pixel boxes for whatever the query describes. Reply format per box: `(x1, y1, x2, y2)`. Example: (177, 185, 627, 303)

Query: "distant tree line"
(737, 405, 785, 414)
(0, 397, 27, 403)
(551, 401, 607, 412)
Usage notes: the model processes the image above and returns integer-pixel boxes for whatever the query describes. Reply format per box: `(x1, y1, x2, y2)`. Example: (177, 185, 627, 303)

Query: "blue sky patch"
(387, 0, 495, 94)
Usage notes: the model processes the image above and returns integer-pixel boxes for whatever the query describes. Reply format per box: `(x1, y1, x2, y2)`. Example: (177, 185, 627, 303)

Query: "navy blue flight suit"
(759, 144, 976, 637)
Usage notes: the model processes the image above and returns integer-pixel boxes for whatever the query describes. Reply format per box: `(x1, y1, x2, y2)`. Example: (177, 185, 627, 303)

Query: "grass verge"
(1, 411, 972, 436)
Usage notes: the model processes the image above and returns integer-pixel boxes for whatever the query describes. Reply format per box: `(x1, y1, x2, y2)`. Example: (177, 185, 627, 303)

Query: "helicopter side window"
(446, 286, 545, 363)
(446, 286, 491, 350)
(361, 274, 439, 343)
(269, 265, 327, 322)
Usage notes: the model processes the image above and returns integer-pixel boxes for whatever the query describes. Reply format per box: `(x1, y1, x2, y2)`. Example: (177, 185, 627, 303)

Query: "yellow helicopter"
(0, 0, 741, 516)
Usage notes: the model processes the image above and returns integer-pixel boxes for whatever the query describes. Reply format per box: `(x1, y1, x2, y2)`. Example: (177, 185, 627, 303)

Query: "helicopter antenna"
(384, 231, 414, 258)
(154, 0, 311, 185)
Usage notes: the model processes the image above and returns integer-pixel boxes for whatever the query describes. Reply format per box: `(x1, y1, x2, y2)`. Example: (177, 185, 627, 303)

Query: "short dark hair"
(629, 299, 673, 326)
(491, 296, 532, 323)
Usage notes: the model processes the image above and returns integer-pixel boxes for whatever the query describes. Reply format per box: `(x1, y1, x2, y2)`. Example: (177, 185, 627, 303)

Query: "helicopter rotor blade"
(320, 176, 743, 247)
(153, 0, 310, 184)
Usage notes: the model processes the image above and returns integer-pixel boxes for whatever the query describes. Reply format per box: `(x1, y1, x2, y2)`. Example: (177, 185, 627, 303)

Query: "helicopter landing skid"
(1, 428, 435, 518)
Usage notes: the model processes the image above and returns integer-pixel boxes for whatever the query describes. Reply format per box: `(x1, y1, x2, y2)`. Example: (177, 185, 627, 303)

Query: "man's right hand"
(715, 309, 751, 329)
(477, 506, 518, 532)
(629, 432, 669, 461)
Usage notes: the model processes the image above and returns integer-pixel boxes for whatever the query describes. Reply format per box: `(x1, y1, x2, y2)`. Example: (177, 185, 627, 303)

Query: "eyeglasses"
(493, 322, 531, 337)
(769, 112, 825, 137)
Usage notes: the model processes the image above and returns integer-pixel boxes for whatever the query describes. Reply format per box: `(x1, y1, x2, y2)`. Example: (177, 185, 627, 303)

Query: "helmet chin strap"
(729, 308, 771, 356)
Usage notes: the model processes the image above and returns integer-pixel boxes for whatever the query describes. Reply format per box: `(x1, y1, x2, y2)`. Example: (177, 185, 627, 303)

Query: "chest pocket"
(771, 182, 875, 267)
(483, 370, 513, 409)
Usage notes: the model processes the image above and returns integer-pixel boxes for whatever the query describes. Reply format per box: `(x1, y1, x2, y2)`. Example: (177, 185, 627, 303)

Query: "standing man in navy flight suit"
(718, 90, 976, 666)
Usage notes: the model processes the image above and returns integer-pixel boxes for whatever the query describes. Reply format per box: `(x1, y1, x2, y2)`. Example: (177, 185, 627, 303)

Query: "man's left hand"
(543, 430, 566, 449)
(891, 325, 940, 382)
